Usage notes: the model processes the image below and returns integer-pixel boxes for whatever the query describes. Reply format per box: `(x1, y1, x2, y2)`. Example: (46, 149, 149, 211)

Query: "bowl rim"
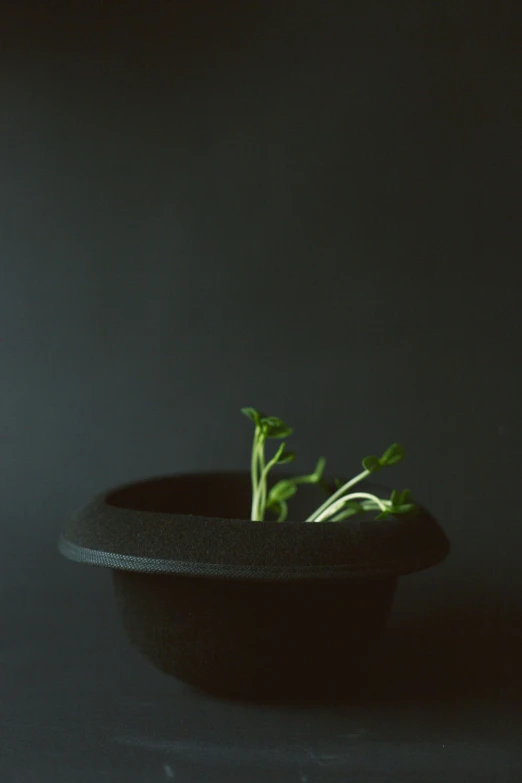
(58, 470, 450, 580)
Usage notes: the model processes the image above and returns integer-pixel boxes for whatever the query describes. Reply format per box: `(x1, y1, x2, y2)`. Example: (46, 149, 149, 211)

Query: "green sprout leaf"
(386, 489, 416, 516)
(313, 456, 326, 480)
(379, 443, 405, 466)
(392, 503, 417, 515)
(241, 407, 263, 425)
(398, 488, 412, 504)
(261, 416, 285, 426)
(377, 502, 417, 520)
(268, 479, 298, 503)
(362, 455, 381, 473)
(290, 456, 327, 485)
(261, 416, 293, 439)
(266, 455, 326, 518)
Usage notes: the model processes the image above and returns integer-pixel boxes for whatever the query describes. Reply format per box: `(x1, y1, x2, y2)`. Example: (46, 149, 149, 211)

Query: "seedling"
(241, 406, 418, 522)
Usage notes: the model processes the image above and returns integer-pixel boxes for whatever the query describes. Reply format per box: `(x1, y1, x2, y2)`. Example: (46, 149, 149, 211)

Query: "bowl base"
(112, 571, 397, 702)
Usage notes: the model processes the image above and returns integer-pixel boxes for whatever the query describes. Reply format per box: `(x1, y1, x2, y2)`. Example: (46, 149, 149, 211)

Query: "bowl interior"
(106, 470, 337, 522)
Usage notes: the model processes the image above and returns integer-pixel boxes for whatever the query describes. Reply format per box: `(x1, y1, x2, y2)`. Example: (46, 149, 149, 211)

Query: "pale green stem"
(256, 439, 266, 519)
(250, 430, 267, 520)
(250, 430, 260, 519)
(313, 491, 388, 522)
(331, 498, 382, 521)
(259, 445, 268, 517)
(306, 468, 371, 522)
(253, 449, 283, 520)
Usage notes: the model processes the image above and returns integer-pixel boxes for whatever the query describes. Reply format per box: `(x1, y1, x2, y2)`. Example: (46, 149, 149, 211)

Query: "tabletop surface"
(2, 552, 522, 783)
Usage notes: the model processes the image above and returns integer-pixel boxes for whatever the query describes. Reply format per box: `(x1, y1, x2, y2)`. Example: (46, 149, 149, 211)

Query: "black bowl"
(59, 471, 450, 703)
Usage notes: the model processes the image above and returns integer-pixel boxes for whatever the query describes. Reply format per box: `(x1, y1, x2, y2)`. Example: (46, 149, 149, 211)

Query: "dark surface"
(2, 556, 522, 782)
(1, 0, 522, 779)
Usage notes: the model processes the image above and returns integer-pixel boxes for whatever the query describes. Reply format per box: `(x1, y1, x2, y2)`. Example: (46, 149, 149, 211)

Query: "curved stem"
(306, 468, 370, 521)
(256, 439, 266, 519)
(259, 445, 268, 517)
(331, 498, 379, 521)
(255, 449, 282, 520)
(277, 500, 288, 522)
(251, 430, 267, 520)
(313, 491, 388, 522)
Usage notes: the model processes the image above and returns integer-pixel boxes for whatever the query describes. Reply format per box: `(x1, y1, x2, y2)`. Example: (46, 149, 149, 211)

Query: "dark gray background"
(1, 1, 521, 780)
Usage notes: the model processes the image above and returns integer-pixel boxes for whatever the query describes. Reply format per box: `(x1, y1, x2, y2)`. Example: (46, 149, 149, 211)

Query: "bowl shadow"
(361, 594, 522, 706)
(196, 593, 522, 709)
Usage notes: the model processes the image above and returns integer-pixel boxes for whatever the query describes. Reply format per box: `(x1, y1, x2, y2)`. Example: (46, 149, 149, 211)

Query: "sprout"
(242, 406, 418, 523)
